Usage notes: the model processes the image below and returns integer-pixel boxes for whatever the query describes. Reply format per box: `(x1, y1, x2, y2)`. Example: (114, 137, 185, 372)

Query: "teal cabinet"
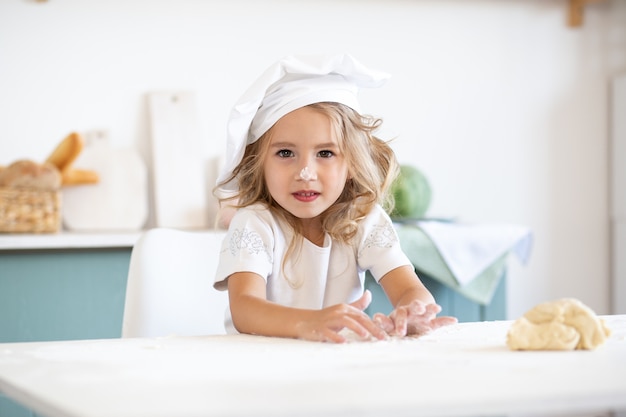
(0, 248, 131, 343)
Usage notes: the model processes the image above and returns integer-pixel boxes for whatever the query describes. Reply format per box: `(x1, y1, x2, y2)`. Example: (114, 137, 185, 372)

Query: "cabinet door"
(0, 249, 131, 343)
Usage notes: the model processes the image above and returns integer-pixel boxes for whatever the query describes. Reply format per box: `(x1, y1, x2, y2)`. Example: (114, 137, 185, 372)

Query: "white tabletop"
(1, 317, 625, 417)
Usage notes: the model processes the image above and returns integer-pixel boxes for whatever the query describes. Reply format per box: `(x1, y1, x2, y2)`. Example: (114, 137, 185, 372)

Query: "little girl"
(214, 54, 456, 342)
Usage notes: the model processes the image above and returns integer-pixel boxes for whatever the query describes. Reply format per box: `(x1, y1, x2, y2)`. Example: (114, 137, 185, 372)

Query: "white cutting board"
(62, 133, 148, 231)
(148, 92, 208, 229)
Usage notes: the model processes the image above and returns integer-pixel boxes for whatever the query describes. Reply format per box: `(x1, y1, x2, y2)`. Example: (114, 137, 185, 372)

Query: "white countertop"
(0, 231, 142, 250)
(1, 316, 625, 417)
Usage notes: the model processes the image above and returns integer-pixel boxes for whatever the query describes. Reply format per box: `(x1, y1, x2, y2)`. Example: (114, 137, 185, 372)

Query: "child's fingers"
(373, 313, 394, 333)
(390, 307, 409, 336)
(320, 328, 347, 343)
(353, 313, 388, 341)
(430, 316, 458, 329)
(406, 300, 427, 316)
(331, 314, 387, 342)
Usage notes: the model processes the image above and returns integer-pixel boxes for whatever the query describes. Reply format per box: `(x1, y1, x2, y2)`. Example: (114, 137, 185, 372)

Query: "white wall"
(1, 0, 625, 318)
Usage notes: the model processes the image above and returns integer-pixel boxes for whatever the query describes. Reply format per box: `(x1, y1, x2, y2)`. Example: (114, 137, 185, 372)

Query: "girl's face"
(263, 106, 349, 221)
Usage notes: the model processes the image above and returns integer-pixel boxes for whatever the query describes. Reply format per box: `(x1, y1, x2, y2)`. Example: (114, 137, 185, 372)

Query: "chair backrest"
(122, 228, 229, 338)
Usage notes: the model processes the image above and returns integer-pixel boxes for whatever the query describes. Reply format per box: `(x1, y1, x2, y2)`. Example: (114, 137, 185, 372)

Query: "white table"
(1, 317, 625, 417)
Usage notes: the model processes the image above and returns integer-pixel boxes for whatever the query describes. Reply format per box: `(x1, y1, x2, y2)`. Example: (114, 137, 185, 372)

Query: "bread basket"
(0, 187, 61, 233)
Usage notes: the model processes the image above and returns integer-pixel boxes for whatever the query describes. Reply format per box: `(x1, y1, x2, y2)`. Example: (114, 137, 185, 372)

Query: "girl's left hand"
(372, 300, 457, 337)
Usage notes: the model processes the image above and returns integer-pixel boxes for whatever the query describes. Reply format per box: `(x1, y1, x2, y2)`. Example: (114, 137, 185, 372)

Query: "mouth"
(292, 191, 320, 202)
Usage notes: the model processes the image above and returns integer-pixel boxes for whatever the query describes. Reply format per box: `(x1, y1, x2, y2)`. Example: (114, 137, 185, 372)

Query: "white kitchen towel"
(417, 221, 532, 286)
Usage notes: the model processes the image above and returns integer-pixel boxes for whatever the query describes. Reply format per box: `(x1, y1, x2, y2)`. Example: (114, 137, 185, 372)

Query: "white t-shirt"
(214, 203, 411, 333)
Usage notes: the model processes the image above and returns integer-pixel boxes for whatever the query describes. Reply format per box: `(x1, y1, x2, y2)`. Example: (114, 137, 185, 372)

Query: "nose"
(296, 166, 317, 181)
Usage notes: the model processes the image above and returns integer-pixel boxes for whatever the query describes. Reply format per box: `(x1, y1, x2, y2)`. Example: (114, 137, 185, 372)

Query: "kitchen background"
(1, 0, 625, 320)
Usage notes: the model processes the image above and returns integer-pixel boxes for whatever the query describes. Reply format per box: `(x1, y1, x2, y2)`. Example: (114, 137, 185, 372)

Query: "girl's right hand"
(294, 290, 388, 343)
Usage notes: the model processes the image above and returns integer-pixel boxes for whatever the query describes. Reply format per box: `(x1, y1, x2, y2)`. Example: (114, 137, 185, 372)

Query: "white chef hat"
(216, 53, 390, 197)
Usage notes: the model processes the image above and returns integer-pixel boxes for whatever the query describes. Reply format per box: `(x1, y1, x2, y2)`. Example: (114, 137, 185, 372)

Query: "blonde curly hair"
(216, 102, 399, 270)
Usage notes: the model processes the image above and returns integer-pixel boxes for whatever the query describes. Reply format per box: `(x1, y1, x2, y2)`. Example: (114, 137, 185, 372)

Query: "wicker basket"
(0, 187, 61, 233)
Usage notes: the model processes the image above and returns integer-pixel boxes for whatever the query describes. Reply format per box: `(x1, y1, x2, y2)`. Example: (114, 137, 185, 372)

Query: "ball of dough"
(506, 298, 611, 351)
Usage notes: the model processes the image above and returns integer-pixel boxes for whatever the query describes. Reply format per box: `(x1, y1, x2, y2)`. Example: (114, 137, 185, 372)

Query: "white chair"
(122, 228, 229, 338)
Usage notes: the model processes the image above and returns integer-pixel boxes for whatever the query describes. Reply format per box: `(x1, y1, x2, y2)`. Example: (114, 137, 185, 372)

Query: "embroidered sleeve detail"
(229, 228, 272, 263)
(362, 223, 398, 250)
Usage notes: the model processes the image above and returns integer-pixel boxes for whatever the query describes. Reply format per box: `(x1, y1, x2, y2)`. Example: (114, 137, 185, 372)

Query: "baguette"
(45, 132, 84, 172)
(61, 168, 100, 186)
